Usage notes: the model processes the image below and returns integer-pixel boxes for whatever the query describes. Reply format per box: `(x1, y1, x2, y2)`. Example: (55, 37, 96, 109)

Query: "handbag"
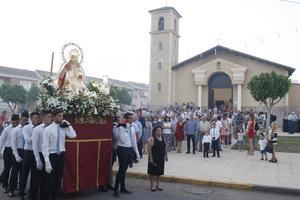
(265, 142, 273, 153)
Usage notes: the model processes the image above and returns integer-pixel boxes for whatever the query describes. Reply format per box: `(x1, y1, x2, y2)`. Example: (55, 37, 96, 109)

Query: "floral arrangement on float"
(36, 43, 118, 122)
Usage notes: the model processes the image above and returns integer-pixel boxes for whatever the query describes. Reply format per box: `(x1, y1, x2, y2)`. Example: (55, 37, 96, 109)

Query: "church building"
(148, 7, 300, 116)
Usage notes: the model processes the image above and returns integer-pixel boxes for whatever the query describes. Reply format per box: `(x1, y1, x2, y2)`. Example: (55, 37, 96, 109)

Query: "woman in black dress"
(147, 126, 168, 191)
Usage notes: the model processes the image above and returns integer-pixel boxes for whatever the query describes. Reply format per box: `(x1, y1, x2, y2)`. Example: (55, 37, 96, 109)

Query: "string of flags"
(218, 25, 300, 49)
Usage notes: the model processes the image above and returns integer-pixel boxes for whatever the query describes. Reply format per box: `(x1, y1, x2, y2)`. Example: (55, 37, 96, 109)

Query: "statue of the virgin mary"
(57, 46, 85, 94)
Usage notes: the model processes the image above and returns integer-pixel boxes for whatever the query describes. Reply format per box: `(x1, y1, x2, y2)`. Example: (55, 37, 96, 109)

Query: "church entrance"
(208, 72, 232, 111)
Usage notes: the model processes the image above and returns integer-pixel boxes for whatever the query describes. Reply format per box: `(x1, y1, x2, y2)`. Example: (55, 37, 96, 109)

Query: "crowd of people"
(0, 103, 294, 198)
(110, 104, 284, 197)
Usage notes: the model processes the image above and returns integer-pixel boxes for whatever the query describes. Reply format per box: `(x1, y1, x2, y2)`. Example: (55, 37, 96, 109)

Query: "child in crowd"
(202, 131, 211, 158)
(237, 128, 244, 152)
(258, 134, 268, 161)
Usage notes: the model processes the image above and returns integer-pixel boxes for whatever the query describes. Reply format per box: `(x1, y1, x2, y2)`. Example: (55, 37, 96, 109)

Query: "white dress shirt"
(202, 135, 212, 144)
(32, 123, 47, 162)
(11, 124, 25, 159)
(42, 121, 76, 163)
(23, 122, 35, 150)
(0, 125, 15, 150)
(210, 127, 220, 140)
(216, 120, 222, 130)
(114, 123, 139, 158)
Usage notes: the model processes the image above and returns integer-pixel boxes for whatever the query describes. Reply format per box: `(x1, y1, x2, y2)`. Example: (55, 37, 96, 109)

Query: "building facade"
(149, 7, 299, 120)
(0, 66, 39, 112)
(0, 67, 149, 113)
(149, 7, 181, 108)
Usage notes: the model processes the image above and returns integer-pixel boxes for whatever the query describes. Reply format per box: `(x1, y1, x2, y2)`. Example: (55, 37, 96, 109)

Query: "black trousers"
(212, 139, 220, 157)
(2, 147, 13, 188)
(9, 149, 24, 192)
(288, 121, 294, 134)
(19, 150, 38, 198)
(37, 153, 47, 200)
(137, 140, 143, 159)
(45, 153, 64, 200)
(203, 143, 210, 158)
(186, 135, 195, 153)
(114, 146, 132, 191)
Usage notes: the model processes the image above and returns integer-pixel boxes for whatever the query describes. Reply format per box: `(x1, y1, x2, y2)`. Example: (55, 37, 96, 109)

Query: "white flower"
(60, 101, 69, 111)
(66, 93, 73, 101)
(47, 97, 59, 107)
(99, 85, 110, 95)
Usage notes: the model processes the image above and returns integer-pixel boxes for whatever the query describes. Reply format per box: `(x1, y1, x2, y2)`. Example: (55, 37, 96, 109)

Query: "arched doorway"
(208, 72, 233, 110)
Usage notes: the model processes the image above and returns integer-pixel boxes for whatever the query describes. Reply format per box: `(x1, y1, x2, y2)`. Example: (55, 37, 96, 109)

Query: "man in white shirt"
(42, 109, 76, 200)
(199, 116, 210, 152)
(133, 115, 143, 163)
(210, 121, 221, 158)
(32, 111, 53, 200)
(19, 112, 40, 200)
(113, 112, 140, 198)
(8, 111, 29, 197)
(0, 114, 19, 193)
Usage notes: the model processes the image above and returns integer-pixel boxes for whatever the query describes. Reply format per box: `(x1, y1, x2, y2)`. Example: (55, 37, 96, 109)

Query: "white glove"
(36, 159, 43, 170)
(136, 154, 141, 160)
(45, 161, 53, 174)
(16, 156, 23, 163)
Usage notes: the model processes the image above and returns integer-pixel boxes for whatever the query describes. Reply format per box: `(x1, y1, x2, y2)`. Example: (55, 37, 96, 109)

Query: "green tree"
(0, 84, 27, 113)
(247, 71, 291, 137)
(109, 86, 132, 105)
(26, 85, 40, 109)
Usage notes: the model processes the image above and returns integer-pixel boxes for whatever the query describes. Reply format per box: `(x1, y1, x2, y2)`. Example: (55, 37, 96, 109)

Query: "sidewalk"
(120, 141, 300, 194)
(277, 128, 300, 137)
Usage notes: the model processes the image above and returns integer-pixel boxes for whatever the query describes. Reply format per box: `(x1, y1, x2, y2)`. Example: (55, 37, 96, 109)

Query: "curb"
(116, 171, 300, 196)
(252, 185, 300, 196)
(122, 171, 253, 190)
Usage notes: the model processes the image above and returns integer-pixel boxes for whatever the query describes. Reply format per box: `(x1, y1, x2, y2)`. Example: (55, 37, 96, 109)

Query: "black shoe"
(133, 160, 139, 164)
(129, 163, 133, 168)
(212, 155, 216, 157)
(98, 186, 108, 192)
(186, 152, 190, 154)
(8, 191, 15, 197)
(193, 152, 195, 154)
(113, 190, 119, 198)
(107, 184, 114, 190)
(2, 187, 8, 193)
(120, 189, 132, 194)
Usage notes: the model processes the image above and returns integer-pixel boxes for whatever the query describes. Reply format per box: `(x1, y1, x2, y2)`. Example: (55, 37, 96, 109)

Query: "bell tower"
(149, 7, 181, 109)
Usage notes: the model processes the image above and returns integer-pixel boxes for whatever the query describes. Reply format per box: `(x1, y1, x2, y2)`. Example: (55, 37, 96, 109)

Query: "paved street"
(0, 175, 298, 200)
(1, 135, 300, 199)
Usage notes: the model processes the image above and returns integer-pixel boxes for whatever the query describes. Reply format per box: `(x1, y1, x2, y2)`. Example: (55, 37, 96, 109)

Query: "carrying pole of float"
(50, 52, 54, 76)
